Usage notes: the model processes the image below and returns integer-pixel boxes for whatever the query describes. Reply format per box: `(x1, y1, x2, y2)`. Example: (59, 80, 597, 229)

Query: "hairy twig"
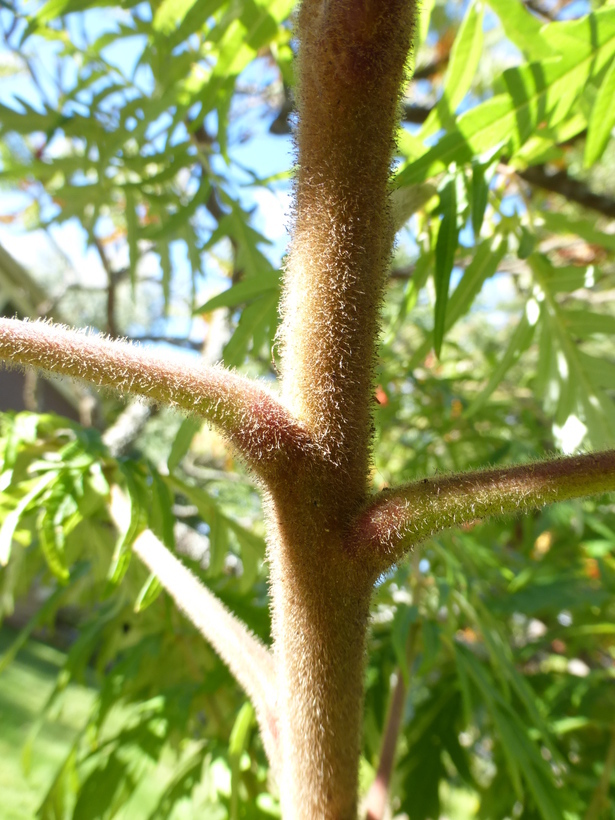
(0, 317, 309, 475)
(109, 487, 279, 770)
(351, 451, 615, 572)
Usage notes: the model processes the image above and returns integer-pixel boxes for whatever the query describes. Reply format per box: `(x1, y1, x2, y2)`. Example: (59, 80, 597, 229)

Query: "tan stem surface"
(110, 487, 279, 770)
(0, 317, 307, 475)
(352, 451, 615, 571)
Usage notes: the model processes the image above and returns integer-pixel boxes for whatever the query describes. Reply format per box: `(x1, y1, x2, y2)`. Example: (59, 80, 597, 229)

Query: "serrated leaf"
(584, 55, 615, 166)
(38, 499, 70, 582)
(223, 290, 279, 367)
(106, 472, 143, 589)
(433, 178, 459, 358)
(0, 471, 58, 566)
(454, 644, 565, 818)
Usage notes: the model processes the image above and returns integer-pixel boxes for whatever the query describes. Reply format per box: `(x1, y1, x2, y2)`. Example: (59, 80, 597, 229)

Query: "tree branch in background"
(109, 488, 279, 772)
(102, 401, 153, 457)
(351, 451, 615, 573)
(517, 165, 615, 220)
(0, 317, 310, 475)
(364, 622, 421, 820)
(93, 237, 119, 338)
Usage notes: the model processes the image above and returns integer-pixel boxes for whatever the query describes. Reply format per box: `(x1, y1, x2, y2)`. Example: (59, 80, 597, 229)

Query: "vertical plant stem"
(268, 4, 418, 817)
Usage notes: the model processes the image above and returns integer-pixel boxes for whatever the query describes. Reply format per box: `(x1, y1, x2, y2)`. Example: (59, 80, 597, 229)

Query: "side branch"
(350, 451, 615, 572)
(0, 318, 308, 473)
(110, 489, 279, 770)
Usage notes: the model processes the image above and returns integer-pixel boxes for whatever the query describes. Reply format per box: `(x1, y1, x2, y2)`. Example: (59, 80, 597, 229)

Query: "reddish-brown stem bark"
(351, 451, 615, 572)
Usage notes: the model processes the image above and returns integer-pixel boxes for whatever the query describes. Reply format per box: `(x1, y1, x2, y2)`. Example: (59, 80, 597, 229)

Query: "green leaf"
(0, 564, 88, 675)
(470, 161, 489, 238)
(433, 178, 459, 358)
(398, 10, 615, 187)
(158, 242, 172, 313)
(539, 211, 615, 253)
(486, 0, 554, 59)
(153, 0, 200, 34)
(72, 753, 129, 820)
(167, 417, 201, 472)
(517, 226, 536, 260)
(421, 0, 484, 138)
(134, 573, 163, 612)
(466, 308, 537, 416)
(392, 605, 419, 685)
(38, 491, 71, 582)
(409, 233, 507, 368)
(146, 745, 206, 820)
(229, 701, 254, 758)
(150, 471, 175, 552)
(229, 701, 254, 820)
(584, 56, 615, 166)
(223, 290, 279, 367)
(194, 270, 280, 314)
(0, 471, 58, 566)
(455, 644, 566, 818)
(106, 470, 144, 589)
(563, 309, 615, 338)
(207, 507, 228, 577)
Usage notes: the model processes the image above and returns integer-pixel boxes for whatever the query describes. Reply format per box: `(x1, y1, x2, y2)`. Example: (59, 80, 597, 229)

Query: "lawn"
(0, 626, 95, 819)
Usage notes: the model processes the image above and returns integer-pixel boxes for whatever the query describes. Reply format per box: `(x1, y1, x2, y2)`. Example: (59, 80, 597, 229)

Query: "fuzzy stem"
(279, 0, 416, 493)
(267, 3, 418, 816)
(0, 317, 308, 475)
(351, 451, 615, 572)
(109, 487, 279, 770)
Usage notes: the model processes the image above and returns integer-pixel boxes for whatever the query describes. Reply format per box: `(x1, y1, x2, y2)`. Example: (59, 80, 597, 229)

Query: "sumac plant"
(1, 1, 615, 819)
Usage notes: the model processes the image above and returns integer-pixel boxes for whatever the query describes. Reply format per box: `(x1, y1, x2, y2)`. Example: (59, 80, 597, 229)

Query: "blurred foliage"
(0, 0, 615, 818)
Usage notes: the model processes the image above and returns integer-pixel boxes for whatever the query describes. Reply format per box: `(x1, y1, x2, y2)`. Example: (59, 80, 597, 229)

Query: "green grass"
(0, 627, 221, 819)
(0, 626, 96, 819)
